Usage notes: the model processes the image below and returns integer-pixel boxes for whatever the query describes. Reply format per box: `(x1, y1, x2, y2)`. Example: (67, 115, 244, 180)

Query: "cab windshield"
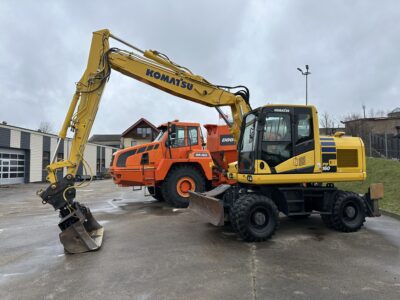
(154, 128, 167, 141)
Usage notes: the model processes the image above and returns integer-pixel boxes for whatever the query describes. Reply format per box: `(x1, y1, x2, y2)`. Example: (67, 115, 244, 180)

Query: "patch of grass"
(336, 157, 400, 215)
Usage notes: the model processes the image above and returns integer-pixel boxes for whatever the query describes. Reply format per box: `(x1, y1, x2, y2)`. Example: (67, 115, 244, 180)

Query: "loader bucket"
(187, 184, 231, 226)
(58, 205, 104, 254)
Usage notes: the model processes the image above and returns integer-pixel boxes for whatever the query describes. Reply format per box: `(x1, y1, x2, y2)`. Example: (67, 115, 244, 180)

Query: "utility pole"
(297, 65, 311, 105)
(362, 105, 366, 118)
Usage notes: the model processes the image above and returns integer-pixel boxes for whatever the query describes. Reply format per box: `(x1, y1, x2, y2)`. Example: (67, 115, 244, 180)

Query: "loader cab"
(164, 122, 203, 151)
(238, 105, 318, 175)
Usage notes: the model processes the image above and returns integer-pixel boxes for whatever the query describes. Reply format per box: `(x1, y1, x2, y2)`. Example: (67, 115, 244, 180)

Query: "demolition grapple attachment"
(38, 175, 104, 254)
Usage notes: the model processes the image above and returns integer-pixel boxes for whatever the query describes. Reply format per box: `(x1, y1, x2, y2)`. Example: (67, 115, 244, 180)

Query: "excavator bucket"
(58, 205, 104, 254)
(187, 184, 231, 226)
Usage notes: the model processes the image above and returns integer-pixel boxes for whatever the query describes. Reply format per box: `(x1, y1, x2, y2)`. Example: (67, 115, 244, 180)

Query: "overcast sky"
(0, 0, 399, 135)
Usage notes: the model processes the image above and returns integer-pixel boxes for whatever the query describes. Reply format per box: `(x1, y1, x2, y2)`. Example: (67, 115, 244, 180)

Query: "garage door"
(0, 148, 26, 185)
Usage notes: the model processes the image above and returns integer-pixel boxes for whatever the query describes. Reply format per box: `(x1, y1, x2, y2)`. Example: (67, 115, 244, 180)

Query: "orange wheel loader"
(110, 121, 237, 208)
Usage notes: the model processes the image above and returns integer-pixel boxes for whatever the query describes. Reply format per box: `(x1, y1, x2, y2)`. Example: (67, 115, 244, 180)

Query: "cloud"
(0, 0, 399, 135)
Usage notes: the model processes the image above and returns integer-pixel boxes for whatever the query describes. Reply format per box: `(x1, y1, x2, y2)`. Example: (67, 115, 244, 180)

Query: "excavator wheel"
(147, 186, 165, 202)
(232, 193, 279, 242)
(224, 189, 239, 232)
(331, 191, 366, 232)
(229, 201, 239, 232)
(161, 165, 205, 208)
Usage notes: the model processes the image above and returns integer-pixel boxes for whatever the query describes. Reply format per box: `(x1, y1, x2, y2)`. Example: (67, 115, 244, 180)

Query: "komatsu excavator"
(38, 29, 382, 253)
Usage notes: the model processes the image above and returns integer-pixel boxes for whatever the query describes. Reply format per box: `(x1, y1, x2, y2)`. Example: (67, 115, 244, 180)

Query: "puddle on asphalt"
(119, 202, 184, 216)
(104, 198, 185, 217)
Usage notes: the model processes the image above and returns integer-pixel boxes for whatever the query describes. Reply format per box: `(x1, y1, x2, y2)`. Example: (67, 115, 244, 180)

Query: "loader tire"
(331, 191, 366, 232)
(233, 194, 279, 242)
(161, 165, 206, 208)
(147, 186, 164, 202)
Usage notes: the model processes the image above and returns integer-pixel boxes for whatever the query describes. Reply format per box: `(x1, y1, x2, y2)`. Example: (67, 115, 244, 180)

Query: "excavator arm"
(38, 29, 251, 253)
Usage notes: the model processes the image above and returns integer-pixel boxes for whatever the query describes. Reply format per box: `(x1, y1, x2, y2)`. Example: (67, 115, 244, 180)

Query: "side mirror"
(170, 124, 177, 134)
(170, 132, 176, 144)
(166, 132, 176, 147)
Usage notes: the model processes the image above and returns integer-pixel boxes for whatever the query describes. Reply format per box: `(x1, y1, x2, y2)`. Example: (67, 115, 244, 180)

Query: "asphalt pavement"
(0, 180, 399, 300)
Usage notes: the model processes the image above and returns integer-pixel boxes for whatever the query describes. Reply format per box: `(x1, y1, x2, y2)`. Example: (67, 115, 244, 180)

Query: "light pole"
(297, 65, 311, 105)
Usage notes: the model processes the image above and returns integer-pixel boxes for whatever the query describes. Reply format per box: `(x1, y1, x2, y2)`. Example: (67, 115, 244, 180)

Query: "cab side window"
(188, 127, 198, 145)
(296, 113, 313, 144)
(261, 113, 292, 167)
(174, 127, 186, 147)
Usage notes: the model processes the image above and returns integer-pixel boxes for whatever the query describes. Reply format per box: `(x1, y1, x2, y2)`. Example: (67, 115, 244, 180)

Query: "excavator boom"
(38, 29, 251, 253)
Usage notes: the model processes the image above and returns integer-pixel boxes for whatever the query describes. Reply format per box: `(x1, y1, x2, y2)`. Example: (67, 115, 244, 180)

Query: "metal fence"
(365, 133, 400, 160)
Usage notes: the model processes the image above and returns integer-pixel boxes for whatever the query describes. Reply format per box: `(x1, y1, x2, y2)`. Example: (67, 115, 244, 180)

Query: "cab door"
(293, 107, 315, 173)
(259, 107, 294, 173)
(238, 113, 258, 174)
(170, 126, 188, 159)
(258, 106, 315, 174)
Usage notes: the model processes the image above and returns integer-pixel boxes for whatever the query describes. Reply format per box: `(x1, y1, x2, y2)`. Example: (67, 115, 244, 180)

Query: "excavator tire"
(229, 202, 239, 232)
(331, 191, 366, 232)
(226, 192, 239, 232)
(161, 165, 206, 208)
(147, 186, 164, 202)
(233, 193, 279, 242)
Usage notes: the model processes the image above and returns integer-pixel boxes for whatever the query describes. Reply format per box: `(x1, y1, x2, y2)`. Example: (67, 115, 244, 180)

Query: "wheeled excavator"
(38, 29, 382, 253)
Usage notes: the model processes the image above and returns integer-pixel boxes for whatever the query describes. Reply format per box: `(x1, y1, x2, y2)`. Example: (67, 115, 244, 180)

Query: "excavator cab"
(237, 105, 317, 177)
(189, 105, 319, 225)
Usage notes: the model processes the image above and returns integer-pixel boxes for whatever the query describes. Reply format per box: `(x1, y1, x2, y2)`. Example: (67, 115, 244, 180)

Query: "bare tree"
(320, 112, 335, 135)
(375, 110, 386, 117)
(368, 108, 387, 118)
(368, 108, 375, 118)
(38, 121, 54, 133)
(342, 113, 372, 139)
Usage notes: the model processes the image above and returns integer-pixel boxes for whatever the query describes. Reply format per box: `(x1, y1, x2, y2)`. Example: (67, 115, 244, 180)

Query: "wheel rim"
(343, 203, 358, 221)
(340, 199, 362, 225)
(249, 206, 270, 230)
(176, 177, 196, 198)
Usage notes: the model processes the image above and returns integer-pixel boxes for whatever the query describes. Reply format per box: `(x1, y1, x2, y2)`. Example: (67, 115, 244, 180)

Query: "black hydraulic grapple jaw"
(38, 175, 104, 254)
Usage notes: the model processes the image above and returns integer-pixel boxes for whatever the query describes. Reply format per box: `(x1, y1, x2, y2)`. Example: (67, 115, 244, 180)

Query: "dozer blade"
(58, 204, 104, 254)
(188, 184, 231, 226)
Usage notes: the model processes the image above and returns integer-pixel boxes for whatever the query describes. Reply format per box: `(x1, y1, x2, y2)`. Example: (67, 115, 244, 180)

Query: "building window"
(57, 152, 64, 161)
(42, 151, 50, 170)
(97, 159, 101, 174)
(131, 140, 137, 146)
(137, 127, 152, 138)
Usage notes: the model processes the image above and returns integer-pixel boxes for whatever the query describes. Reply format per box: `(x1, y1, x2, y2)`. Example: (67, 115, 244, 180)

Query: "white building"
(0, 123, 118, 185)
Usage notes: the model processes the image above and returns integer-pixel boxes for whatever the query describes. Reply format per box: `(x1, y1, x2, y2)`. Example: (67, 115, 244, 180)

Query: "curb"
(380, 209, 400, 221)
